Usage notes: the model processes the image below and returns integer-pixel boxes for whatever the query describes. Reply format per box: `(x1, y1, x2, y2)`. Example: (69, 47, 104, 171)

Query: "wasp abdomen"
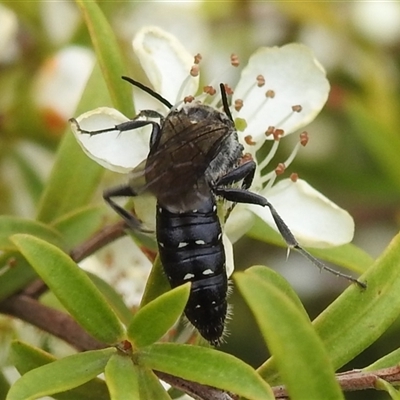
(156, 197, 228, 345)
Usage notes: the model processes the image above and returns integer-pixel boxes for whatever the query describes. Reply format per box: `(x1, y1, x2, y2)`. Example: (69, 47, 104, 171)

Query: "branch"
(0, 294, 104, 351)
(272, 366, 400, 398)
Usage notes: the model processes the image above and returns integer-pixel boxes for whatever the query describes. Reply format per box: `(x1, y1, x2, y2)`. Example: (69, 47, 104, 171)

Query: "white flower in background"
(71, 26, 354, 256)
(80, 236, 152, 307)
(0, 4, 19, 64)
(40, 2, 81, 46)
(350, 2, 400, 47)
(33, 46, 95, 130)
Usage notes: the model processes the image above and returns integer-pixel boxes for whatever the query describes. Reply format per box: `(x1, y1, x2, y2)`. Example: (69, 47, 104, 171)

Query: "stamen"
(240, 152, 253, 164)
(274, 104, 304, 130)
(230, 53, 240, 67)
(265, 126, 275, 136)
(257, 139, 280, 171)
(224, 84, 234, 96)
(190, 64, 199, 77)
(290, 173, 298, 182)
(260, 140, 302, 187)
(244, 135, 256, 146)
(203, 85, 216, 96)
(283, 141, 301, 169)
(300, 131, 309, 146)
(234, 99, 243, 111)
(275, 163, 286, 175)
(256, 74, 265, 87)
(265, 89, 275, 98)
(273, 128, 285, 141)
(194, 53, 202, 64)
(184, 95, 195, 103)
(175, 72, 199, 105)
(292, 104, 302, 112)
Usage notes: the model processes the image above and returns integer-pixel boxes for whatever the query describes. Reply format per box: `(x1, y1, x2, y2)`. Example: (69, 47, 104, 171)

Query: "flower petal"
(132, 26, 199, 104)
(233, 44, 330, 147)
(247, 178, 354, 248)
(34, 46, 95, 125)
(70, 107, 151, 173)
(222, 233, 235, 278)
(224, 204, 256, 244)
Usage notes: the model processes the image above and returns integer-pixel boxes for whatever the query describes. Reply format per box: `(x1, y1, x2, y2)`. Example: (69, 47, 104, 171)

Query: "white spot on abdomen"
(183, 273, 195, 280)
(202, 269, 213, 275)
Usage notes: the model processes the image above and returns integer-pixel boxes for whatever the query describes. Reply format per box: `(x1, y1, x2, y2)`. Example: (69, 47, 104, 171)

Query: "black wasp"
(71, 76, 364, 346)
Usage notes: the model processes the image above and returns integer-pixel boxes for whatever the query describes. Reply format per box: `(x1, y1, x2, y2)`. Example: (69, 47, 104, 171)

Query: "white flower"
(71, 26, 354, 254)
(33, 46, 95, 129)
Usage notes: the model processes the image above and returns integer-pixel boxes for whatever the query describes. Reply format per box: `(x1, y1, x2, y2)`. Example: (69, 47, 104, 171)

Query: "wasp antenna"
(121, 76, 174, 109)
(219, 83, 233, 122)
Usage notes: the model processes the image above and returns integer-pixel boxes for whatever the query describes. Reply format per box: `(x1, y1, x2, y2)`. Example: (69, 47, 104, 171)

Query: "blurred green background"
(1, 2, 400, 399)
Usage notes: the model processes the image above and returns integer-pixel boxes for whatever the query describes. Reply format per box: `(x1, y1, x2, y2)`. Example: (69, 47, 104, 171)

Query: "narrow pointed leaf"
(138, 343, 273, 400)
(246, 266, 308, 315)
(0, 216, 64, 251)
(235, 268, 343, 400)
(7, 348, 115, 400)
(105, 353, 139, 400)
(0, 252, 37, 301)
(88, 272, 133, 326)
(11, 234, 125, 344)
(140, 256, 171, 308)
(375, 379, 400, 400)
(0, 372, 9, 399)
(10, 340, 110, 400)
(365, 348, 400, 371)
(128, 283, 190, 348)
(75, 0, 133, 116)
(51, 205, 106, 250)
(260, 232, 400, 385)
(138, 367, 171, 400)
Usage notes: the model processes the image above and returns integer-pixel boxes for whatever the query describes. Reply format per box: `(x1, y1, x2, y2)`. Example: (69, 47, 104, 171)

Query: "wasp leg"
(103, 185, 152, 233)
(214, 186, 366, 288)
(71, 118, 158, 137)
(135, 109, 164, 120)
(214, 160, 256, 190)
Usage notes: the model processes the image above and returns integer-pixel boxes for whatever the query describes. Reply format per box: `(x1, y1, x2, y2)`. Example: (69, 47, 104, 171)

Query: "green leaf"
(138, 343, 274, 400)
(0, 252, 37, 302)
(88, 272, 133, 326)
(105, 353, 139, 400)
(375, 379, 400, 400)
(36, 63, 107, 224)
(51, 205, 107, 250)
(245, 266, 308, 315)
(235, 268, 343, 400)
(138, 367, 171, 400)
(248, 217, 373, 274)
(75, 0, 133, 116)
(140, 256, 171, 308)
(7, 347, 115, 400)
(0, 371, 10, 400)
(0, 216, 64, 251)
(364, 348, 400, 371)
(11, 234, 125, 345)
(128, 284, 190, 348)
(10, 340, 110, 400)
(9, 147, 45, 205)
(345, 93, 400, 194)
(260, 231, 400, 385)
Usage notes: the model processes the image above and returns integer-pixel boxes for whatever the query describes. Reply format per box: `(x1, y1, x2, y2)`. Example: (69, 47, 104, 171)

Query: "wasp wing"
(144, 105, 235, 210)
